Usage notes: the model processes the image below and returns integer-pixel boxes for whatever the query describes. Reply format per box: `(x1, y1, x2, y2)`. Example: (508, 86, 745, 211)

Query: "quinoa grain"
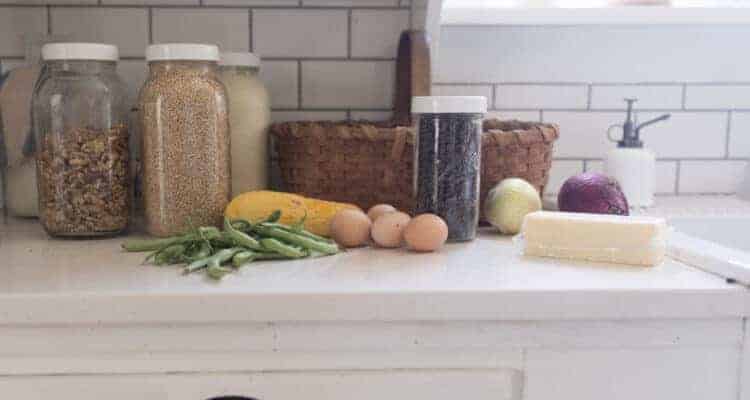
(139, 60, 231, 237)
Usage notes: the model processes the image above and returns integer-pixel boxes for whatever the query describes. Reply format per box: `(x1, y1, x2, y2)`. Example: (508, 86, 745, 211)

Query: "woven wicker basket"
(271, 119, 559, 217)
(480, 119, 559, 216)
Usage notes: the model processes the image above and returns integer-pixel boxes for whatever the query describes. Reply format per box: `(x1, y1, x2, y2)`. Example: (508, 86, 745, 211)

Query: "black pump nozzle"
(607, 98, 670, 148)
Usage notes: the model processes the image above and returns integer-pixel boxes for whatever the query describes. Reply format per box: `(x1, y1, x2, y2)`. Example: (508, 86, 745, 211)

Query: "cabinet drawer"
(0, 369, 520, 400)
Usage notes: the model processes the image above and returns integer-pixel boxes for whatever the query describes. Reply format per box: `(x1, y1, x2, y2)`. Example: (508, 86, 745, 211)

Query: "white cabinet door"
(0, 369, 520, 400)
(525, 347, 740, 400)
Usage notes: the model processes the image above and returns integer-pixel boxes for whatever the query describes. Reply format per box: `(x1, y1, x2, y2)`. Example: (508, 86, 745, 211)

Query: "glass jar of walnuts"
(32, 43, 130, 237)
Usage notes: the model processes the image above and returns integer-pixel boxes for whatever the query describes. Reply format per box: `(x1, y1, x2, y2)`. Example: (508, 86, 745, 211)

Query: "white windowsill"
(442, 7, 750, 25)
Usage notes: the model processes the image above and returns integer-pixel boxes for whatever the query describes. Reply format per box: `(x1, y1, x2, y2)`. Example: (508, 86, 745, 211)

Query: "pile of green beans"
(122, 211, 340, 280)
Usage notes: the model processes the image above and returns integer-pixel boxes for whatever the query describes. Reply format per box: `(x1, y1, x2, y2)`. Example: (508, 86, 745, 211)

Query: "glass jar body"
(414, 113, 483, 242)
(218, 65, 270, 196)
(139, 60, 230, 237)
(32, 60, 130, 237)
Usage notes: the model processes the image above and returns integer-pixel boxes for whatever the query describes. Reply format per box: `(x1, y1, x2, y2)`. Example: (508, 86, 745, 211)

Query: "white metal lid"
(41, 43, 119, 61)
(411, 96, 488, 114)
(146, 43, 220, 62)
(220, 52, 260, 67)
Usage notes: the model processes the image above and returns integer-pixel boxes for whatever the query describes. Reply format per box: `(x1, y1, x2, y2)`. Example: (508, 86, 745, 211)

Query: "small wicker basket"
(271, 119, 559, 217)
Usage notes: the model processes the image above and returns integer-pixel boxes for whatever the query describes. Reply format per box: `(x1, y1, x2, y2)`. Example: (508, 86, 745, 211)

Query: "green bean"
(260, 238, 307, 258)
(207, 264, 233, 280)
(184, 247, 242, 274)
(185, 241, 211, 262)
(259, 222, 335, 244)
(255, 226, 339, 255)
(153, 244, 187, 265)
(124, 237, 184, 252)
(232, 251, 256, 268)
(122, 227, 221, 252)
(224, 218, 264, 251)
(254, 252, 293, 260)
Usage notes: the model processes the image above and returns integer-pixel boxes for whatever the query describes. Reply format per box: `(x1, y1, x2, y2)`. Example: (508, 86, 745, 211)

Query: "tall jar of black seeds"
(412, 96, 487, 242)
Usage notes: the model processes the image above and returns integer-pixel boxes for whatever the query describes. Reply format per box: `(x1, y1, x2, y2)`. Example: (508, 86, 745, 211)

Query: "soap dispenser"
(604, 98, 670, 208)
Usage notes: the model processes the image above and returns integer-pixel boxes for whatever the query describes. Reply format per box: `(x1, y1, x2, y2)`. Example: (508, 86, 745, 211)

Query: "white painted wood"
(525, 347, 741, 400)
(741, 318, 750, 400)
(442, 6, 750, 26)
(0, 319, 740, 375)
(0, 370, 521, 400)
(0, 219, 743, 325)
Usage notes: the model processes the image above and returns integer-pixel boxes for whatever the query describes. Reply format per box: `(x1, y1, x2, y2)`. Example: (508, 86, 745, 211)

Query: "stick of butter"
(521, 211, 668, 267)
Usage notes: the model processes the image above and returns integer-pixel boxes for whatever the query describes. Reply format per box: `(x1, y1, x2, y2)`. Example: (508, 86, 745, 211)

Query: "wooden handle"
(393, 30, 431, 126)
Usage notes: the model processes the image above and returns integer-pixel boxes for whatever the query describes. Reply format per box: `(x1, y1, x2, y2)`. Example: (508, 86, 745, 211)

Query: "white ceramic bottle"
(604, 99, 669, 209)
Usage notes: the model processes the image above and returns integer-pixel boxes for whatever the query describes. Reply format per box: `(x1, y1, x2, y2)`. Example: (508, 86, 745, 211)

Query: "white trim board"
(442, 7, 750, 25)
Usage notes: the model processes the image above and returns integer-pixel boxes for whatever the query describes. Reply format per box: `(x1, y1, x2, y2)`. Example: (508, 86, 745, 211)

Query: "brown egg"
(403, 214, 449, 252)
(330, 209, 372, 248)
(371, 211, 411, 248)
(367, 204, 397, 222)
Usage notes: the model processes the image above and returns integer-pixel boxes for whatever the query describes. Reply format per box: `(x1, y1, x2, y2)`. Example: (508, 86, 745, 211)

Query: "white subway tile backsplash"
(51, 8, 148, 58)
(495, 84, 587, 110)
(204, 0, 297, 5)
(350, 110, 393, 121)
(437, 25, 750, 84)
(432, 84, 492, 100)
(542, 112, 620, 159)
(271, 111, 347, 123)
(485, 110, 540, 122)
(590, 85, 683, 110)
(118, 59, 148, 108)
(586, 159, 677, 194)
(0, 7, 47, 57)
(1, 0, 95, 3)
(153, 8, 249, 52)
(259, 60, 299, 109)
(253, 10, 347, 58)
(679, 160, 747, 194)
(302, 0, 400, 6)
(685, 85, 750, 110)
(301, 61, 394, 108)
(351, 9, 409, 58)
(102, 0, 197, 4)
(546, 160, 584, 195)
(655, 161, 679, 194)
(729, 112, 750, 158)
(638, 112, 727, 159)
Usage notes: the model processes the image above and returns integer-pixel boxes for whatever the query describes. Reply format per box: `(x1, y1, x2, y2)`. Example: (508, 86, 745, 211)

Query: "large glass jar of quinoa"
(32, 43, 130, 237)
(139, 44, 230, 237)
(412, 96, 487, 242)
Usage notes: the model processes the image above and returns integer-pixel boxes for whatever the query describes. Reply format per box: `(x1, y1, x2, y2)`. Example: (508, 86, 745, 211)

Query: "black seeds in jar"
(414, 113, 482, 242)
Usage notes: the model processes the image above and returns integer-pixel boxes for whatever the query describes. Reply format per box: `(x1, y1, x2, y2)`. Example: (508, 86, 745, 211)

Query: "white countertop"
(2, 197, 747, 325)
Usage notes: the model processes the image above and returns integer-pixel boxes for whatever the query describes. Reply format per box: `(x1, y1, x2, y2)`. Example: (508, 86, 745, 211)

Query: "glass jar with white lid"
(218, 52, 271, 196)
(138, 43, 230, 237)
(32, 42, 130, 237)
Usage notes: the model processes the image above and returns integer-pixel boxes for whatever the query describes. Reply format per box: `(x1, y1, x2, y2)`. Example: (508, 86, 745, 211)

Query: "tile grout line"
(147, 7, 153, 44)
(726, 110, 733, 159)
(491, 85, 497, 110)
(46, 5, 52, 35)
(681, 83, 687, 110)
(347, 8, 352, 59)
(674, 160, 681, 195)
(248, 8, 253, 53)
(586, 84, 592, 110)
(297, 59, 302, 110)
